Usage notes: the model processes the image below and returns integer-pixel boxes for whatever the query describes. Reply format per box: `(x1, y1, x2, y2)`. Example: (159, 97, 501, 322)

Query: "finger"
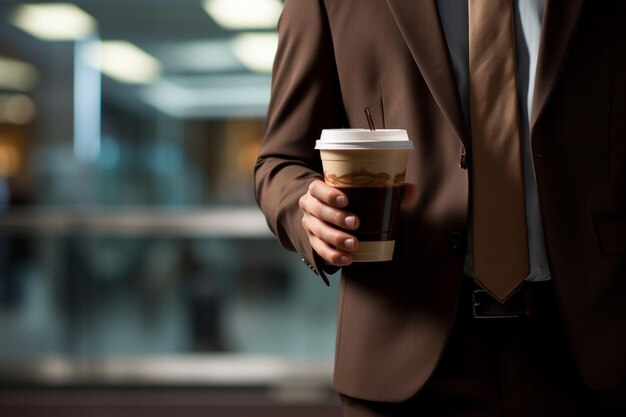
(314, 197, 359, 230)
(401, 183, 418, 210)
(303, 213, 358, 252)
(300, 191, 359, 230)
(308, 180, 348, 208)
(309, 234, 353, 267)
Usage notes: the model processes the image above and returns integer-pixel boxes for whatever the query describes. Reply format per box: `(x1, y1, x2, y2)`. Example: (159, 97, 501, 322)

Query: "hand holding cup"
(299, 180, 360, 266)
(312, 129, 413, 263)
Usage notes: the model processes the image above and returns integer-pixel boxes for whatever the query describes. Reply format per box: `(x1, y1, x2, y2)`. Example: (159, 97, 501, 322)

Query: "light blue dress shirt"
(436, 0, 551, 282)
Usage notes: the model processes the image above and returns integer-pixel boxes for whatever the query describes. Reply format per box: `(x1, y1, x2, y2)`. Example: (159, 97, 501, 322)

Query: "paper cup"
(316, 129, 413, 262)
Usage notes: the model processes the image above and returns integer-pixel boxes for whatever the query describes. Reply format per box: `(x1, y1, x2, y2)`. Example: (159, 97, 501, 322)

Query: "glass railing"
(0, 208, 339, 389)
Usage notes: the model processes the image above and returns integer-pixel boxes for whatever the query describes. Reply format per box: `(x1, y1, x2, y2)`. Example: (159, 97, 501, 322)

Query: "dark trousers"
(341, 278, 626, 417)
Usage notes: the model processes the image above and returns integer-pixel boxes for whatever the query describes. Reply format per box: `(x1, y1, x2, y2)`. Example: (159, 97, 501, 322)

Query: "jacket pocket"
(595, 211, 626, 255)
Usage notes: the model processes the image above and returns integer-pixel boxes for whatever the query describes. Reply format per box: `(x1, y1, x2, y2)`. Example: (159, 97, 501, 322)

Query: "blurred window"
(0, 0, 337, 389)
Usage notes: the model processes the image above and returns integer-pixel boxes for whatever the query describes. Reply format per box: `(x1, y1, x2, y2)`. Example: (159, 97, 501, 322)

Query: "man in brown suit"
(255, 0, 626, 415)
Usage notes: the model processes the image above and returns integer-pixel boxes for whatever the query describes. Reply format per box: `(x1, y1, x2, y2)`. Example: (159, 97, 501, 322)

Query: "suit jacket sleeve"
(254, 0, 347, 284)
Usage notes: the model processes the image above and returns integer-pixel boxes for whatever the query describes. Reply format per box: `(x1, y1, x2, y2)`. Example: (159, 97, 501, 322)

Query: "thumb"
(401, 183, 418, 210)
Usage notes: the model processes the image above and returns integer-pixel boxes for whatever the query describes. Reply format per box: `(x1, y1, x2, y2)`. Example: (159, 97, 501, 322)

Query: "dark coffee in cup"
(337, 185, 403, 241)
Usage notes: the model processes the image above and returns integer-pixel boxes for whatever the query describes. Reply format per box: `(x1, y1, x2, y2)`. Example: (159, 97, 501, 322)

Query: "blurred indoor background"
(0, 1, 340, 415)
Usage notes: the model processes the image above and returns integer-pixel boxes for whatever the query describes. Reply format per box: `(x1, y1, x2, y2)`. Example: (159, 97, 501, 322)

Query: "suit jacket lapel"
(385, 0, 468, 145)
(531, 0, 585, 131)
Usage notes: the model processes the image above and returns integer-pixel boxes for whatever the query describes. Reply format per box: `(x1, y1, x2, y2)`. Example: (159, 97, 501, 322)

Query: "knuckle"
(309, 217, 320, 236)
(312, 238, 328, 258)
(314, 199, 326, 218)
(331, 230, 342, 245)
(311, 236, 335, 265)
(306, 216, 320, 236)
(334, 210, 345, 226)
(301, 199, 311, 215)
(313, 181, 330, 202)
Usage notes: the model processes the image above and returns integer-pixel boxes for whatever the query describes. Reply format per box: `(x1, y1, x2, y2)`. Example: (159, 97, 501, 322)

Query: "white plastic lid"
(315, 129, 413, 150)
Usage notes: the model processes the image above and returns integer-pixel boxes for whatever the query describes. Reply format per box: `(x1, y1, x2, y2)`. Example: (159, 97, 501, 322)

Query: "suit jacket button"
(302, 258, 319, 275)
(448, 232, 465, 252)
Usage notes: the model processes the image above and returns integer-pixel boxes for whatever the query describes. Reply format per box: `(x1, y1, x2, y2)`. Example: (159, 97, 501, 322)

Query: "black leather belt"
(470, 279, 555, 319)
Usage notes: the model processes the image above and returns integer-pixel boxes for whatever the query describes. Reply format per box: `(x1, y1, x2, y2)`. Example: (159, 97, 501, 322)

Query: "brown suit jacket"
(255, 0, 626, 402)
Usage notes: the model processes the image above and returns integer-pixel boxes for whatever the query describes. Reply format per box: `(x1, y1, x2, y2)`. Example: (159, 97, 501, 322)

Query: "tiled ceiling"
(0, 0, 280, 118)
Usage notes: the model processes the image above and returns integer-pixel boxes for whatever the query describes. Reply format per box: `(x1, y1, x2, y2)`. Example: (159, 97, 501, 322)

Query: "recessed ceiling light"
(0, 94, 36, 125)
(88, 41, 161, 84)
(141, 77, 271, 118)
(0, 56, 39, 91)
(156, 40, 243, 73)
(203, 0, 283, 30)
(232, 33, 278, 73)
(11, 3, 96, 41)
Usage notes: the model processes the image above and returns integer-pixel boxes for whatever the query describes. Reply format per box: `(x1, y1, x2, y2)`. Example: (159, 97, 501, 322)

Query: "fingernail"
(345, 216, 357, 228)
(334, 195, 346, 207)
(344, 238, 355, 250)
(340, 256, 351, 265)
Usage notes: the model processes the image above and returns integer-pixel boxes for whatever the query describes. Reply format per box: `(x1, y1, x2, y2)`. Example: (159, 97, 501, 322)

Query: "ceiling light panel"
(155, 40, 243, 73)
(232, 33, 278, 73)
(0, 94, 36, 125)
(88, 41, 161, 84)
(0, 57, 39, 91)
(141, 78, 271, 119)
(203, 0, 283, 30)
(11, 3, 96, 41)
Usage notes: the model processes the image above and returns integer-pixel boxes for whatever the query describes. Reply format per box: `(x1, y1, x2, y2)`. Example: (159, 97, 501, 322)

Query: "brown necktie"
(469, 0, 529, 303)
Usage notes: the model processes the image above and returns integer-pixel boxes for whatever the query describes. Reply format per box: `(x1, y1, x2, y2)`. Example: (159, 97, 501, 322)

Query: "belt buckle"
(471, 289, 524, 319)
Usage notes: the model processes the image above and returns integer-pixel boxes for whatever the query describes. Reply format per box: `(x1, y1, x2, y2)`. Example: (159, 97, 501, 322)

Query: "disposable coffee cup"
(315, 129, 413, 262)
